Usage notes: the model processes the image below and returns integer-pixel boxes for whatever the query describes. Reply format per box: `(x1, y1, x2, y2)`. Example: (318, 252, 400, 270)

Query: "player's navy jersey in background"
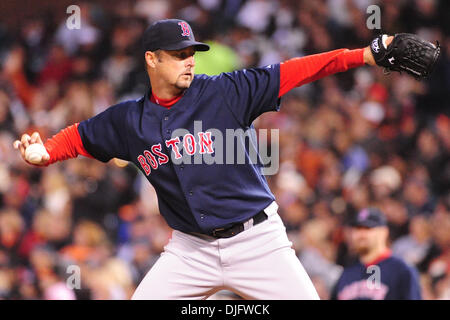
(77, 64, 281, 234)
(331, 255, 422, 300)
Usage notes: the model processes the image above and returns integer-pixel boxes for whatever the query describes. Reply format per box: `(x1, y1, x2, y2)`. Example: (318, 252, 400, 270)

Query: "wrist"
(365, 35, 394, 66)
(364, 46, 376, 66)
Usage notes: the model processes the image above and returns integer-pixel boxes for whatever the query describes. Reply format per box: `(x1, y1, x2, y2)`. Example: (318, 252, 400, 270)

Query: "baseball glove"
(370, 33, 440, 80)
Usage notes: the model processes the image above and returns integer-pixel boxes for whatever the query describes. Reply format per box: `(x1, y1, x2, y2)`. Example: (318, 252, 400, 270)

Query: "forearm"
(279, 48, 366, 97)
(44, 123, 93, 165)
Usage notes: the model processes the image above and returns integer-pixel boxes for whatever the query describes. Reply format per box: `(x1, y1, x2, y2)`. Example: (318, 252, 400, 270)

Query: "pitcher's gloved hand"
(370, 33, 441, 79)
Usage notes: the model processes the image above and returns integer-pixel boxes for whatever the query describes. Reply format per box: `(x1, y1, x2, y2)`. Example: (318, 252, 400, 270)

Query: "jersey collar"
(145, 77, 197, 117)
(363, 249, 392, 267)
(150, 91, 183, 108)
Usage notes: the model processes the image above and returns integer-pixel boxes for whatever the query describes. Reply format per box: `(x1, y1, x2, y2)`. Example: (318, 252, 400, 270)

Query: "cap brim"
(351, 223, 375, 228)
(160, 40, 210, 52)
(351, 221, 385, 228)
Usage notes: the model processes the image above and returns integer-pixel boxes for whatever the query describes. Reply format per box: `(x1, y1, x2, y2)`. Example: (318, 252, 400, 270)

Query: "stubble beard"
(174, 75, 192, 92)
(353, 239, 371, 257)
(355, 246, 370, 257)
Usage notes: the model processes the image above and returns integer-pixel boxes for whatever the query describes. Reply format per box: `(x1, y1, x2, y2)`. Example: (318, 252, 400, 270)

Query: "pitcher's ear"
(145, 51, 157, 69)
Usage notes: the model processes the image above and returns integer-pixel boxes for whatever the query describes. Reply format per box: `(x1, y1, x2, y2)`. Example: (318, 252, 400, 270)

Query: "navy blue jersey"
(77, 65, 281, 234)
(331, 255, 422, 300)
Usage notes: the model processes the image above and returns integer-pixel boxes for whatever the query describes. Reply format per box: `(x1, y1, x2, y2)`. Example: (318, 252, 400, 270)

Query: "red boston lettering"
(183, 134, 196, 155)
(152, 144, 169, 165)
(165, 137, 182, 159)
(198, 132, 214, 154)
(137, 155, 151, 175)
(144, 150, 158, 169)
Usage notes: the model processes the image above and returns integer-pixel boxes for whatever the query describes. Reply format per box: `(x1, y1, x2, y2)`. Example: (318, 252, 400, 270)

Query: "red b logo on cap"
(178, 21, 191, 37)
(358, 209, 369, 221)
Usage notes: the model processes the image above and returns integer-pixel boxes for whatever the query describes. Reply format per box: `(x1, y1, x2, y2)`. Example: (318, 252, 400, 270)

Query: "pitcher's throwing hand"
(13, 132, 50, 166)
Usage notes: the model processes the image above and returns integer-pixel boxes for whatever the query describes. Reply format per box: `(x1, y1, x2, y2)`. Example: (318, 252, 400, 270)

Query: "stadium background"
(0, 0, 449, 300)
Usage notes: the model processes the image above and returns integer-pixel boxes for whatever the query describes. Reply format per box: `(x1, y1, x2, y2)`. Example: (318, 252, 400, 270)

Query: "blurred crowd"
(0, 0, 449, 300)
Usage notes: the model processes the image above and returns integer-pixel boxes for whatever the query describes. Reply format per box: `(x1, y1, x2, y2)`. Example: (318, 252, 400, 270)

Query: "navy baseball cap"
(142, 19, 210, 53)
(351, 207, 387, 228)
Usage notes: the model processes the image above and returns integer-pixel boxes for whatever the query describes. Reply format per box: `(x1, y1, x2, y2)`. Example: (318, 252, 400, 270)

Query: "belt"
(210, 210, 268, 239)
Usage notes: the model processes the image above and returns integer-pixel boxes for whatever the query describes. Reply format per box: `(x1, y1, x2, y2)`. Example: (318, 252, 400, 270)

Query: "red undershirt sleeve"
(44, 123, 94, 165)
(279, 48, 365, 97)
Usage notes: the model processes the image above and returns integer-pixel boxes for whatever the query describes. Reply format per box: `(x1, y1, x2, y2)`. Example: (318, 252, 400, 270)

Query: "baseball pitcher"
(13, 19, 439, 299)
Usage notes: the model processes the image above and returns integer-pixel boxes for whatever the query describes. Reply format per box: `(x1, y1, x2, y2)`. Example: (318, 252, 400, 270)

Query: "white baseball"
(25, 143, 49, 164)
